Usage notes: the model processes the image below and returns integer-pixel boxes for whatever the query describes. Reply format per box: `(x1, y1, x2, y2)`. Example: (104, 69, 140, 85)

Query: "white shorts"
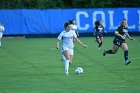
(62, 46, 74, 55)
(0, 32, 3, 38)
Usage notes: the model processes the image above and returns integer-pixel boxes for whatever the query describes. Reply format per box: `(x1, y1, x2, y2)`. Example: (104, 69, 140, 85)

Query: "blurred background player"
(0, 22, 5, 48)
(103, 18, 134, 65)
(56, 22, 87, 75)
(93, 20, 106, 49)
(69, 19, 79, 36)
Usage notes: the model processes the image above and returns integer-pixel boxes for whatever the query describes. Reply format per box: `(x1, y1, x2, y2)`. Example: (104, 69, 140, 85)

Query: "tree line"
(0, 0, 139, 9)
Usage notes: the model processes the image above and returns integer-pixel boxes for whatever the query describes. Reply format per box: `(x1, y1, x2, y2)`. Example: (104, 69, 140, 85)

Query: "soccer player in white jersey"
(56, 22, 87, 75)
(0, 22, 5, 48)
(69, 19, 79, 36)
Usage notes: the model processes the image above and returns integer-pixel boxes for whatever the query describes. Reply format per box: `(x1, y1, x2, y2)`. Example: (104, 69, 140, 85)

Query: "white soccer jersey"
(0, 26, 5, 32)
(71, 24, 78, 32)
(0, 25, 5, 38)
(58, 30, 77, 49)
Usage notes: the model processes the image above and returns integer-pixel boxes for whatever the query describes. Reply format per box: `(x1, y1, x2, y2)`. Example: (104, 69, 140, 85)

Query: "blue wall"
(0, 8, 140, 35)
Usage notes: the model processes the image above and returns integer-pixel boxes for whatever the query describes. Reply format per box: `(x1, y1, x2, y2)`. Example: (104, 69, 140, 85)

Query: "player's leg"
(61, 54, 66, 62)
(112, 44, 119, 54)
(96, 36, 101, 49)
(63, 50, 70, 75)
(0, 33, 2, 48)
(98, 36, 103, 48)
(103, 38, 121, 56)
(62, 47, 71, 75)
(120, 43, 131, 65)
(69, 55, 73, 64)
(103, 44, 119, 56)
(69, 49, 74, 64)
(0, 38, 1, 48)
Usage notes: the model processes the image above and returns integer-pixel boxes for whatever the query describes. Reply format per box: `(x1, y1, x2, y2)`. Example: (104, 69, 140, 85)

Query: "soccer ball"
(75, 67, 83, 75)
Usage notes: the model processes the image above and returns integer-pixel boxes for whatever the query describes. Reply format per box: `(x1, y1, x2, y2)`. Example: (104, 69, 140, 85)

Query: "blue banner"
(0, 8, 140, 35)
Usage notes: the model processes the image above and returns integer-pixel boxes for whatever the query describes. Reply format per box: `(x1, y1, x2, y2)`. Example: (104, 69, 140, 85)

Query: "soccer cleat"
(103, 50, 106, 56)
(125, 60, 131, 65)
(65, 71, 69, 75)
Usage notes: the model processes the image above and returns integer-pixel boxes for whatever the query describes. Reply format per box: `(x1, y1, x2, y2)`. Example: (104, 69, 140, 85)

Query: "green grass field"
(0, 36, 140, 93)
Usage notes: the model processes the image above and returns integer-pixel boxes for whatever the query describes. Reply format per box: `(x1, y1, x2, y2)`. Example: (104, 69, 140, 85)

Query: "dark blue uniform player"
(93, 20, 106, 49)
(103, 18, 134, 65)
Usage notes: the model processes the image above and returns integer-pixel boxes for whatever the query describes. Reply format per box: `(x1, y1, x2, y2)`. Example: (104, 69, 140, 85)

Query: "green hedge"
(0, 0, 139, 9)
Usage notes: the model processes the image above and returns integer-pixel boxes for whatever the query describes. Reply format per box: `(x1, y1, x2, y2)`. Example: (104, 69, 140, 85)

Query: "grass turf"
(0, 36, 140, 93)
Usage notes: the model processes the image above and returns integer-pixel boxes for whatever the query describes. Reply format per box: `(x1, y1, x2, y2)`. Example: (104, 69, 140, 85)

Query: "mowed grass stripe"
(0, 36, 139, 93)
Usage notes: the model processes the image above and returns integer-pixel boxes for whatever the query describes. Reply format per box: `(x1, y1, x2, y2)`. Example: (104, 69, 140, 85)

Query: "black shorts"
(96, 34, 103, 39)
(113, 38, 125, 46)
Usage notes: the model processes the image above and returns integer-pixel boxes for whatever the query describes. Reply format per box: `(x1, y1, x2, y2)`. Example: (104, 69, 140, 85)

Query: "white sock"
(62, 55, 66, 61)
(0, 42, 1, 47)
(64, 59, 70, 75)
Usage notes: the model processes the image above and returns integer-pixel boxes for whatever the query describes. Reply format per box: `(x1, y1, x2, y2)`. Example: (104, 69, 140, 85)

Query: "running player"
(56, 22, 87, 75)
(93, 20, 106, 49)
(103, 18, 134, 65)
(0, 22, 5, 48)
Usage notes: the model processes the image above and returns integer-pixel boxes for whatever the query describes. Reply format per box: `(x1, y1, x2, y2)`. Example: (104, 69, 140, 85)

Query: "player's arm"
(104, 30, 107, 33)
(93, 28, 96, 36)
(115, 31, 125, 39)
(75, 38, 87, 48)
(56, 39, 60, 49)
(56, 32, 63, 49)
(0, 27, 4, 32)
(102, 26, 107, 33)
(2, 27, 5, 32)
(75, 30, 79, 37)
(126, 33, 134, 40)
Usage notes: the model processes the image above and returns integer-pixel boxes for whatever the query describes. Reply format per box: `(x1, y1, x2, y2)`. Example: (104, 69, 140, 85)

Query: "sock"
(106, 50, 113, 54)
(124, 50, 128, 61)
(98, 42, 102, 48)
(0, 41, 1, 47)
(62, 55, 66, 61)
(64, 59, 70, 75)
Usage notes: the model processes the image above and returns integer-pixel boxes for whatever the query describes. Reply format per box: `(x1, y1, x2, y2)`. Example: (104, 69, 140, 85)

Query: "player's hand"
(56, 42, 59, 49)
(120, 35, 125, 39)
(77, 33, 79, 37)
(130, 37, 134, 40)
(83, 44, 87, 48)
(56, 46, 59, 49)
(104, 31, 107, 33)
